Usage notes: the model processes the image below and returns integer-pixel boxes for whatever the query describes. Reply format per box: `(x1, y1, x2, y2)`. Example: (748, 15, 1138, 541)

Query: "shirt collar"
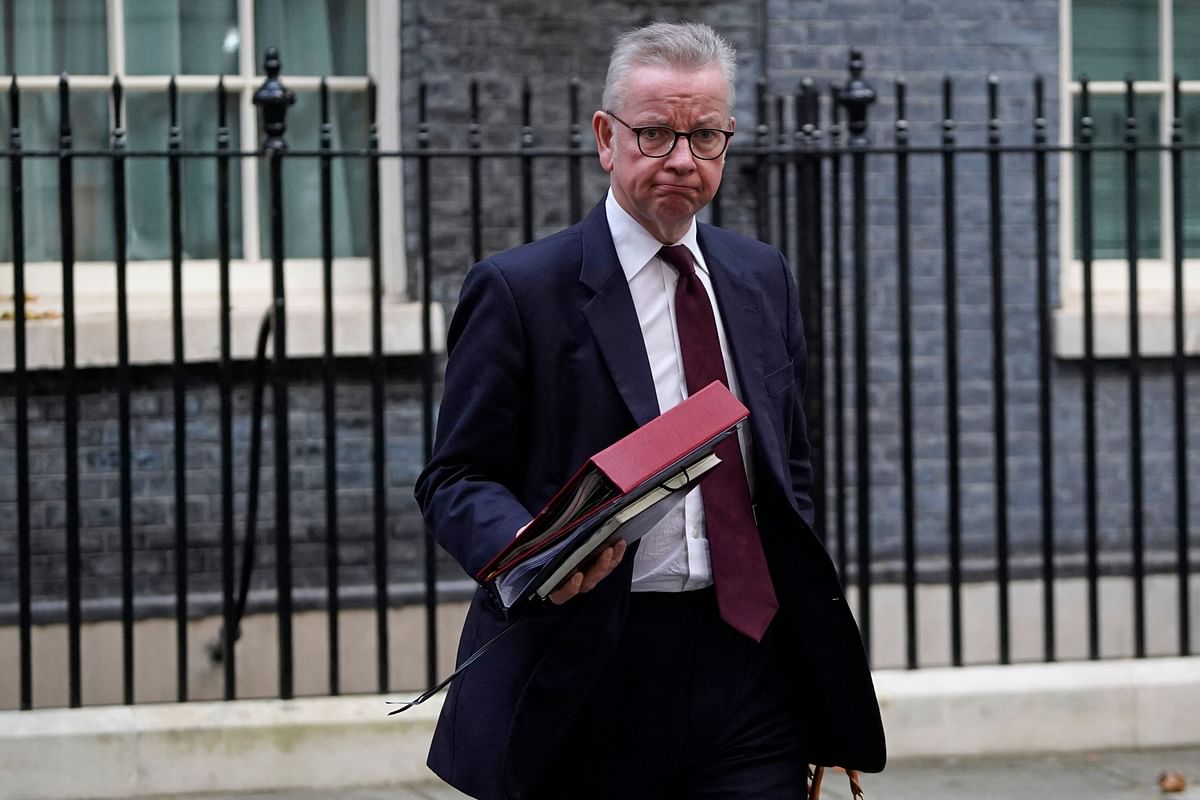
(605, 189, 707, 283)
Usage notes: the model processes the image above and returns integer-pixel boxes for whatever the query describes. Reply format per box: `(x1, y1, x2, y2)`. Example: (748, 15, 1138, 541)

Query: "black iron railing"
(2, 49, 1197, 711)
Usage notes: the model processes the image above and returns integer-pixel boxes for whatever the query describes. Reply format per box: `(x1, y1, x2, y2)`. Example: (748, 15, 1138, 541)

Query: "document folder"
(477, 380, 749, 612)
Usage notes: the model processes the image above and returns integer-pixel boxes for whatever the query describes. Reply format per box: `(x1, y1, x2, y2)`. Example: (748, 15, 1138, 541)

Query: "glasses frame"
(604, 111, 734, 161)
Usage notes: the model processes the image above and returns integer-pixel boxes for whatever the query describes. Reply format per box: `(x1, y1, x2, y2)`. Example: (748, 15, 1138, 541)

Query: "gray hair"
(602, 21, 737, 115)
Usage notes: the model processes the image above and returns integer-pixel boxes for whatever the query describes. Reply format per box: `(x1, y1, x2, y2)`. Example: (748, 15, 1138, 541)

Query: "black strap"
(386, 616, 526, 715)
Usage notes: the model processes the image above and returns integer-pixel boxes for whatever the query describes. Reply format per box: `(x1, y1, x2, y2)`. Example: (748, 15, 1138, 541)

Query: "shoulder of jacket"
(698, 222, 779, 254)
(484, 224, 584, 279)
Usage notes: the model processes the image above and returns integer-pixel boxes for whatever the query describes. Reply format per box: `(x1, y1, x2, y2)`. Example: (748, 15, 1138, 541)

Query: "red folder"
(591, 382, 748, 493)
(476, 380, 749, 611)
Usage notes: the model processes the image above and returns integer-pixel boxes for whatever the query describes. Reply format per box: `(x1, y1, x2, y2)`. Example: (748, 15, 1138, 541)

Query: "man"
(415, 21, 885, 800)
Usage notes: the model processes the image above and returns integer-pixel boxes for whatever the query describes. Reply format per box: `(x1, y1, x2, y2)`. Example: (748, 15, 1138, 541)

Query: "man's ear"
(728, 114, 736, 133)
(593, 111, 615, 173)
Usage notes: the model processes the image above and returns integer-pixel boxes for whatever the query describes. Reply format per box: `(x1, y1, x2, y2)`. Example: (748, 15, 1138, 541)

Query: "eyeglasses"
(605, 111, 734, 160)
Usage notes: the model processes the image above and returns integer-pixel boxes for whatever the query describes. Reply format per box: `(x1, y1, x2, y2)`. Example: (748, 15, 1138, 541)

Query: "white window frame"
(0, 0, 436, 370)
(1056, 0, 1200, 358)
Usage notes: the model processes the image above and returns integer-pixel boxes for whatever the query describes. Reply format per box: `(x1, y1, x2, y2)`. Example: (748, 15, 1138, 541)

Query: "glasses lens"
(690, 129, 727, 159)
(636, 126, 675, 156)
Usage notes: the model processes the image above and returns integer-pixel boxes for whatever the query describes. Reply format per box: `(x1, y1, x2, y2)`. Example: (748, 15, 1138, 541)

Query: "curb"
(873, 656, 1200, 759)
(0, 693, 444, 800)
(2, 657, 1197, 799)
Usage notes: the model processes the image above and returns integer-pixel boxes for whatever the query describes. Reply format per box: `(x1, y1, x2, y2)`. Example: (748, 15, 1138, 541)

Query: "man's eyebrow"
(632, 115, 727, 128)
(626, 115, 671, 126)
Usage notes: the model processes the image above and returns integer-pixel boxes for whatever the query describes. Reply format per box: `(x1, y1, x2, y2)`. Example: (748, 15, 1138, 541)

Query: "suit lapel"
(576, 205, 788, 481)
(699, 226, 788, 488)
(579, 203, 660, 428)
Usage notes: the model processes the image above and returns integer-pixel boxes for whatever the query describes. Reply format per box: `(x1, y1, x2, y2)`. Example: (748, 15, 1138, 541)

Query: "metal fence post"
(9, 76, 33, 711)
(835, 50, 875, 658)
(58, 73, 82, 709)
(894, 77, 917, 669)
(1170, 76, 1191, 657)
(111, 76, 135, 703)
(253, 47, 296, 699)
(167, 76, 190, 702)
(417, 80, 436, 692)
(940, 76, 964, 667)
(216, 77, 238, 700)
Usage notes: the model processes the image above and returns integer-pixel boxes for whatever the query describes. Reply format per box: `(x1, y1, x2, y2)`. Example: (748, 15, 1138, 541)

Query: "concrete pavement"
(6, 658, 1200, 800)
(143, 747, 1200, 800)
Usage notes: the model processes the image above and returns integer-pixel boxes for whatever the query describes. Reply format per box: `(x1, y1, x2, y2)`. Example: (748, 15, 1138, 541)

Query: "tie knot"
(659, 245, 696, 278)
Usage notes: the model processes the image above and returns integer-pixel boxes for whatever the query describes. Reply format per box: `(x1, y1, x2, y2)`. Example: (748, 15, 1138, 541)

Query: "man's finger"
(548, 571, 584, 605)
(578, 545, 616, 593)
(548, 540, 628, 604)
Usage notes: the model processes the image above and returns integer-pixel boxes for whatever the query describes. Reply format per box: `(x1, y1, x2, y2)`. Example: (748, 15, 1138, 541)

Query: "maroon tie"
(660, 244, 779, 642)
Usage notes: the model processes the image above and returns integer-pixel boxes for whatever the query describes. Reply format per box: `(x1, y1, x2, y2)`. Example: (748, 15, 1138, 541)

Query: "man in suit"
(415, 21, 885, 800)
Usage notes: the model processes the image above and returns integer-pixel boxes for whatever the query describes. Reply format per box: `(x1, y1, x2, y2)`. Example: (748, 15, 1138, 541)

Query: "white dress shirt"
(604, 190, 752, 593)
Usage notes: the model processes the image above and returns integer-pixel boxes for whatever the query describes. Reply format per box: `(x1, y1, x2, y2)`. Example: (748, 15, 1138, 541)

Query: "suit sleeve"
(781, 251, 817, 529)
(414, 260, 535, 579)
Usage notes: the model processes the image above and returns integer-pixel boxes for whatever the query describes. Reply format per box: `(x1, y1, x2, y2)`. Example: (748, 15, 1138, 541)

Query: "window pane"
(253, 0, 366, 76)
(1176, 1, 1200, 79)
(1074, 0, 1158, 81)
(2, 0, 107, 75)
(0, 89, 111, 263)
(1074, 94, 1163, 260)
(0, 100, 10, 262)
(1184, 102, 1200, 256)
(125, 0, 239, 76)
(126, 91, 244, 260)
(257, 91, 368, 258)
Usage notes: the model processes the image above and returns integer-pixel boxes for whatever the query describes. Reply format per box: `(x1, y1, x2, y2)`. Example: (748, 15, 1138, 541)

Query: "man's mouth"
(655, 183, 698, 194)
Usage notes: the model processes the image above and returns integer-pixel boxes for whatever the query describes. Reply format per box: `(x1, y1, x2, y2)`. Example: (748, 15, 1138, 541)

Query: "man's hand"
(547, 539, 628, 605)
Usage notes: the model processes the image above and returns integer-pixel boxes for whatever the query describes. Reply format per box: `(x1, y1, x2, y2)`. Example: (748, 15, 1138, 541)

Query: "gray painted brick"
(3, 1, 1195, 622)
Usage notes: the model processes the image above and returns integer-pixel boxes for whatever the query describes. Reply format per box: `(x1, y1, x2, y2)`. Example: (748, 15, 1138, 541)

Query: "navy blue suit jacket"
(415, 201, 885, 800)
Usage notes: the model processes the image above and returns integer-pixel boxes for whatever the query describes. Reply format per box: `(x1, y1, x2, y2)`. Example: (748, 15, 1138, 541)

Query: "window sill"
(1054, 292, 1200, 359)
(1054, 258, 1200, 358)
(0, 290, 445, 371)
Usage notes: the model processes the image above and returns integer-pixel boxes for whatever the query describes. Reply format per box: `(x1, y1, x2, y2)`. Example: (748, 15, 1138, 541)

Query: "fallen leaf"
(1159, 771, 1187, 793)
(1, 310, 62, 321)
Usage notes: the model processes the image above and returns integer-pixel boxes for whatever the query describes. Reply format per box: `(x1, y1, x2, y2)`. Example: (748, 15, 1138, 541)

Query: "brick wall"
(3, 1, 1197, 624)
(0, 361, 461, 619)
(397, 0, 1198, 578)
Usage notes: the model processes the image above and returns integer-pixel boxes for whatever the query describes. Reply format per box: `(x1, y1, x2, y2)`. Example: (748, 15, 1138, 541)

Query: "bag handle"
(807, 765, 865, 800)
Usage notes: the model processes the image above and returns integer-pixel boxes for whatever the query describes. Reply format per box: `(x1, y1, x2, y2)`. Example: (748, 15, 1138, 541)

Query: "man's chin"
(649, 198, 701, 226)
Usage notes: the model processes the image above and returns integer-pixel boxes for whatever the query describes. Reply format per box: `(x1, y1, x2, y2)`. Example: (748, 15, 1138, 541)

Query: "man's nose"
(663, 136, 697, 171)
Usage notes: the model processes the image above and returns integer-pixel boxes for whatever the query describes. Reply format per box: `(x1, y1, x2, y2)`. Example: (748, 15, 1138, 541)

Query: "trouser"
(528, 587, 807, 800)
